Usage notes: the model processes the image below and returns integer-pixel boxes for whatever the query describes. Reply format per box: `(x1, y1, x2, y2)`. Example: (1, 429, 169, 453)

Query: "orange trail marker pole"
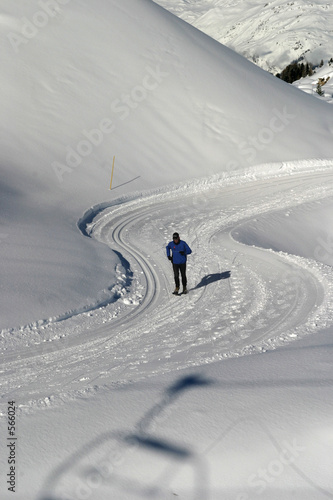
(109, 156, 115, 190)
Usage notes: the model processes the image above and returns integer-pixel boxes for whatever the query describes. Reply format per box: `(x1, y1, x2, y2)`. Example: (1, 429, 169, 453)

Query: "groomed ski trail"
(2, 162, 333, 412)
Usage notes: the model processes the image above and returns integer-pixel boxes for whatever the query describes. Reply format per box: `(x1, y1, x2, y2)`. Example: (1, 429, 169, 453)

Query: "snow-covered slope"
(1, 0, 333, 329)
(1, 1, 333, 499)
(293, 61, 333, 104)
(154, 0, 333, 74)
(2, 162, 333, 500)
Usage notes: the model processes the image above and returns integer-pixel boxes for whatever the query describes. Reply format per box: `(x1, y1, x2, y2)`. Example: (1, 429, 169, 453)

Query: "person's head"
(173, 232, 180, 243)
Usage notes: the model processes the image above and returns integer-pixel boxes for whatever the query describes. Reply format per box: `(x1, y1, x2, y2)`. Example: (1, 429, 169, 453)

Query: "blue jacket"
(166, 239, 192, 264)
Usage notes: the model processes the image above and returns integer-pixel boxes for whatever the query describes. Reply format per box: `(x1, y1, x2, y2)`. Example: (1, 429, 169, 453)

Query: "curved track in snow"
(2, 164, 333, 410)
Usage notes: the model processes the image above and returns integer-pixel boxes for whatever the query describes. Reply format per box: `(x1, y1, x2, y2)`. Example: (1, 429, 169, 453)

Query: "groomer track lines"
(2, 162, 333, 410)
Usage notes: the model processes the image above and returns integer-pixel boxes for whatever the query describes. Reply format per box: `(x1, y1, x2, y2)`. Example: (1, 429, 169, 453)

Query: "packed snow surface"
(1, 0, 333, 499)
(2, 161, 333, 499)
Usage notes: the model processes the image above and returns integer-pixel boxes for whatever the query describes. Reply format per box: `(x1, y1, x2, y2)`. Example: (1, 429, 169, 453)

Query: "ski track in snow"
(2, 161, 333, 414)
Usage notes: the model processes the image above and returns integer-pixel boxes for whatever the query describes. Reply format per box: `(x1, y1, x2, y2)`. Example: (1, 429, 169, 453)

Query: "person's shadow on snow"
(192, 271, 231, 290)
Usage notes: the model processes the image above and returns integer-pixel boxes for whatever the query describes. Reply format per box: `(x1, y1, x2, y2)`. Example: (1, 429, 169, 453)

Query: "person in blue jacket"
(166, 232, 192, 295)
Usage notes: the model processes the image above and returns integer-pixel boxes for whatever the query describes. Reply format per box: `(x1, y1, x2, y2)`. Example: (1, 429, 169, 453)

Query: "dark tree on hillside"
(276, 62, 313, 83)
(306, 63, 313, 76)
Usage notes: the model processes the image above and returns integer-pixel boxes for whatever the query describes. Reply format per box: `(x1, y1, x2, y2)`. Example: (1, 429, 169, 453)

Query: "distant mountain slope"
(154, 0, 333, 74)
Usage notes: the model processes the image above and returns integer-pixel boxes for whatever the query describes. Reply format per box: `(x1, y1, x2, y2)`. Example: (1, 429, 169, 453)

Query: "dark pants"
(173, 263, 187, 288)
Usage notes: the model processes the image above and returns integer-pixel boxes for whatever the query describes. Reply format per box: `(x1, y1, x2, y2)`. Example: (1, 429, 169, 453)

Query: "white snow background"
(1, 0, 333, 499)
